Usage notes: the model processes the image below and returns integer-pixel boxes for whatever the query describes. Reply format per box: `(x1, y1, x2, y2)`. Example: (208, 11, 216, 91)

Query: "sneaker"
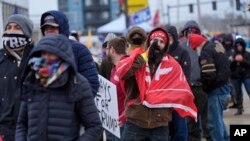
(223, 108, 229, 113)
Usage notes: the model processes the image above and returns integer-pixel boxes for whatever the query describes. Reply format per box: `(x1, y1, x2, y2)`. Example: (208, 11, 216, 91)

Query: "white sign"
(95, 75, 120, 138)
(129, 7, 151, 25)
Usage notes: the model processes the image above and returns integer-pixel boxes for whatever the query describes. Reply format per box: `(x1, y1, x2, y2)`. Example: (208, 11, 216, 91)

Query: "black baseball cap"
(41, 15, 59, 28)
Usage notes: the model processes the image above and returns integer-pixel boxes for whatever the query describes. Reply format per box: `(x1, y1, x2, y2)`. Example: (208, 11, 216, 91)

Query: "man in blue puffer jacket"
(39, 10, 99, 96)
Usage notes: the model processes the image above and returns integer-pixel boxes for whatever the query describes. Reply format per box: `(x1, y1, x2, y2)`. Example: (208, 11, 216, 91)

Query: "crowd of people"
(0, 10, 249, 141)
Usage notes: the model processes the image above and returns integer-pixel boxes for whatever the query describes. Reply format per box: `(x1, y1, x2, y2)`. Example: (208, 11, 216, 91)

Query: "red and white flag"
(116, 48, 197, 120)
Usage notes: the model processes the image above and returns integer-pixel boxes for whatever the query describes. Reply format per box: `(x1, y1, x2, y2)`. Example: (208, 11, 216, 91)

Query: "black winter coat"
(230, 39, 250, 79)
(168, 44, 191, 82)
(199, 41, 230, 92)
(0, 43, 33, 140)
(15, 35, 102, 141)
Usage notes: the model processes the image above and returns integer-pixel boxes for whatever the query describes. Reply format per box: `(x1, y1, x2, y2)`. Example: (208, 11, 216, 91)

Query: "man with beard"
(115, 28, 197, 141)
(105, 37, 128, 141)
(166, 25, 191, 141)
(0, 14, 34, 141)
(99, 33, 117, 80)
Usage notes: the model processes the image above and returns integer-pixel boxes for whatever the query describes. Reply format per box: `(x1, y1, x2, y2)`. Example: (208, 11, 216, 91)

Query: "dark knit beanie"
(5, 14, 34, 38)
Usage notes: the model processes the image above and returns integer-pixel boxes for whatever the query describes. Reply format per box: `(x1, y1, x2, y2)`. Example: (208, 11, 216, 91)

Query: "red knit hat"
(189, 34, 206, 49)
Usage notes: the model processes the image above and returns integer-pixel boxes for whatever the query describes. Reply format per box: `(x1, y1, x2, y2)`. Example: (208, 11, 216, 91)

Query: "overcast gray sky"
(29, 0, 58, 24)
(29, 0, 58, 15)
(28, 0, 249, 26)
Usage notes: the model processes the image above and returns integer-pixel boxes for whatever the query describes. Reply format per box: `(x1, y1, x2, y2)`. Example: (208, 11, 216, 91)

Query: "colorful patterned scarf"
(29, 57, 69, 87)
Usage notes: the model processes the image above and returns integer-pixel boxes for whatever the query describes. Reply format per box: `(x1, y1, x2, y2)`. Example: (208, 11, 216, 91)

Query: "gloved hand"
(148, 41, 159, 64)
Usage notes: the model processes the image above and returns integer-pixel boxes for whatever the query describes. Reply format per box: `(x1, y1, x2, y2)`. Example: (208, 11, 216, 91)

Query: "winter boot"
(234, 97, 243, 116)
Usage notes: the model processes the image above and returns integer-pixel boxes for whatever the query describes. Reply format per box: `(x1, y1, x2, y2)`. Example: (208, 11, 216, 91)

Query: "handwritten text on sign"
(95, 75, 120, 138)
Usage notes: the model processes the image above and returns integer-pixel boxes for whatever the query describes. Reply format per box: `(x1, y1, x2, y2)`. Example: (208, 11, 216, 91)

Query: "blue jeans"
(122, 122, 169, 141)
(207, 84, 231, 141)
(170, 111, 188, 141)
(106, 126, 124, 141)
(232, 78, 250, 98)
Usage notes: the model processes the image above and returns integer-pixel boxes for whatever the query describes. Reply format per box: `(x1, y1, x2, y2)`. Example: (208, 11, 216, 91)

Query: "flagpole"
(13, 0, 17, 14)
(125, 0, 129, 28)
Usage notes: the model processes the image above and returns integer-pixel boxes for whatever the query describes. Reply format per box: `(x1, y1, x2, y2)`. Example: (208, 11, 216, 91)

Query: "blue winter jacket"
(40, 10, 99, 96)
(15, 35, 102, 141)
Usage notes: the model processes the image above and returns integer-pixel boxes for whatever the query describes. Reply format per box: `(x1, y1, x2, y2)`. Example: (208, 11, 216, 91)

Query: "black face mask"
(132, 38, 143, 45)
(3, 33, 31, 49)
(224, 44, 233, 49)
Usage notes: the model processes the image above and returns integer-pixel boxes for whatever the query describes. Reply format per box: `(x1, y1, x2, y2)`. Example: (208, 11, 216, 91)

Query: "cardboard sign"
(95, 75, 120, 138)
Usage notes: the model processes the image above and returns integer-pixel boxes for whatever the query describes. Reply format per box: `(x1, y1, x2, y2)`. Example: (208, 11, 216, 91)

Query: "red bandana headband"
(149, 30, 168, 44)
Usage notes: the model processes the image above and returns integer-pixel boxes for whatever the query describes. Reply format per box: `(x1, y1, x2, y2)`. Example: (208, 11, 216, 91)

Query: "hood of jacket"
(234, 38, 246, 53)
(126, 26, 147, 44)
(40, 10, 70, 37)
(146, 27, 170, 53)
(165, 25, 179, 53)
(182, 20, 200, 34)
(28, 34, 77, 73)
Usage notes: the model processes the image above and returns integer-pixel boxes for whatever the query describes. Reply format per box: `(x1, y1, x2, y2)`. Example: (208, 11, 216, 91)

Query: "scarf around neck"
(29, 57, 69, 87)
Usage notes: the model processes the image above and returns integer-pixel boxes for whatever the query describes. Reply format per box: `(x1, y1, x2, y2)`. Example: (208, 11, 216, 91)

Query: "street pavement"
(224, 87, 250, 135)
(103, 87, 250, 141)
(200, 87, 250, 141)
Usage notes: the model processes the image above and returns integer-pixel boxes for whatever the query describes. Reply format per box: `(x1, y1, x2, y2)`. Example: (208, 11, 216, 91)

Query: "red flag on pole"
(152, 10, 160, 27)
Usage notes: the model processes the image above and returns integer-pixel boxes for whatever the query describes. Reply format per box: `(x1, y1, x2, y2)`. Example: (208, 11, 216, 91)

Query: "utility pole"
(177, 0, 180, 28)
(160, 0, 164, 25)
(167, 5, 170, 24)
(197, 0, 202, 29)
(124, 0, 129, 28)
